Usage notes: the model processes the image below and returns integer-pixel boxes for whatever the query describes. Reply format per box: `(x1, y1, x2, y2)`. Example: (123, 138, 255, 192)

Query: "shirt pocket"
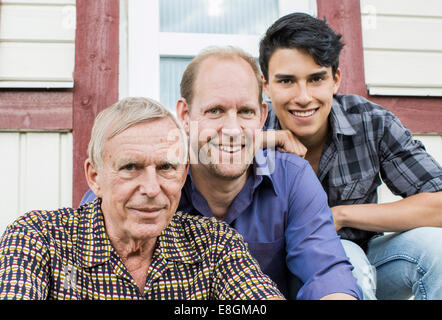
(245, 238, 287, 292)
(335, 174, 381, 203)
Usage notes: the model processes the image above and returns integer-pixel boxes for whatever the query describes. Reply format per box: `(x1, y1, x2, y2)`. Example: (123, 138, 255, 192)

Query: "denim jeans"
(341, 227, 442, 300)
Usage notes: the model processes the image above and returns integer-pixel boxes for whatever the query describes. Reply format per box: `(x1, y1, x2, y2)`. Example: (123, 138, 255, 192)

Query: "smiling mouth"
(289, 108, 319, 118)
(210, 143, 245, 153)
(129, 206, 165, 214)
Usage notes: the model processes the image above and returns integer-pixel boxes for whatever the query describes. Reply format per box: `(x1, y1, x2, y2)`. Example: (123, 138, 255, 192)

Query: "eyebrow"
(308, 70, 328, 78)
(274, 70, 329, 79)
(114, 157, 143, 168)
(274, 73, 296, 80)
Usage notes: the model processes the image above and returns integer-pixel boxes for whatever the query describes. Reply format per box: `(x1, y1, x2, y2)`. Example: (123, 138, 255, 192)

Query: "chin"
(208, 163, 249, 180)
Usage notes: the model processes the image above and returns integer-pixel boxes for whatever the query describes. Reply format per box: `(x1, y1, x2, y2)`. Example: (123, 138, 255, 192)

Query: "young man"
(0, 97, 283, 300)
(260, 12, 442, 300)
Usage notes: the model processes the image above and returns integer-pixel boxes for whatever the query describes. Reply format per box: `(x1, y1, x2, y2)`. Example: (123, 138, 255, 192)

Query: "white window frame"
(120, 0, 317, 100)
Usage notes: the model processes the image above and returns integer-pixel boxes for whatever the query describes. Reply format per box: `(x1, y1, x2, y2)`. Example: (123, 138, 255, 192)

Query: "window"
(120, 0, 317, 113)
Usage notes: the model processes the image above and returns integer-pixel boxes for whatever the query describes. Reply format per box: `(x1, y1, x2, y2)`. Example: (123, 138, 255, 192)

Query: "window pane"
(160, 57, 192, 113)
(160, 0, 279, 35)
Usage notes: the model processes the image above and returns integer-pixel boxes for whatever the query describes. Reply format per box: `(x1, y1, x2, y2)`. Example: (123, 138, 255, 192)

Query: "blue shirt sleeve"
(79, 189, 98, 206)
(284, 161, 363, 300)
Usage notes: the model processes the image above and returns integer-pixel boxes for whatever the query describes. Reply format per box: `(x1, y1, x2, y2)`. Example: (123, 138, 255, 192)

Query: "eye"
(278, 79, 292, 84)
(239, 108, 255, 116)
(310, 76, 324, 84)
(157, 163, 175, 171)
(121, 163, 137, 171)
(207, 107, 221, 115)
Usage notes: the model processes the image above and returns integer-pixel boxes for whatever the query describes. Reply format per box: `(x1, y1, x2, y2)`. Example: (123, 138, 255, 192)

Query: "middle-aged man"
(0, 97, 284, 300)
(82, 47, 362, 300)
(260, 12, 442, 300)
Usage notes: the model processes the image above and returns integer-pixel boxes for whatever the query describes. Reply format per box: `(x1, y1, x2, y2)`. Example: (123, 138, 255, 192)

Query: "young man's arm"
(333, 115, 442, 232)
(332, 191, 442, 232)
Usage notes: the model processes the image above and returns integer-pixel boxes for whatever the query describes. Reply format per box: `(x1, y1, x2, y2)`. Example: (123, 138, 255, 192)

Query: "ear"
(259, 100, 268, 129)
(262, 74, 271, 100)
(176, 98, 190, 134)
(182, 162, 190, 184)
(333, 68, 342, 94)
(84, 159, 102, 198)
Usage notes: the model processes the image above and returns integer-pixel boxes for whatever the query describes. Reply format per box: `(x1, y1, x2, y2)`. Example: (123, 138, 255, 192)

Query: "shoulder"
(173, 211, 238, 239)
(169, 212, 246, 254)
(261, 149, 309, 173)
(333, 94, 404, 141)
(266, 150, 312, 184)
(335, 94, 397, 122)
(1, 207, 78, 245)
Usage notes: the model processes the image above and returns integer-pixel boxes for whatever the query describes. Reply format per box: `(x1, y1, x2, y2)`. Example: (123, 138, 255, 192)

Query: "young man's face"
(263, 48, 341, 145)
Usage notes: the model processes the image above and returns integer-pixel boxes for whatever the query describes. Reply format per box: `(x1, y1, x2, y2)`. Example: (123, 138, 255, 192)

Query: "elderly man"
(0, 97, 283, 300)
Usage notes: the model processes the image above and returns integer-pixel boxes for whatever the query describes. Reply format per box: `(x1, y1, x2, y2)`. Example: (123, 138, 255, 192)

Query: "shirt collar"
(157, 212, 202, 264)
(75, 199, 201, 269)
(329, 96, 357, 136)
(75, 198, 113, 268)
(252, 149, 279, 196)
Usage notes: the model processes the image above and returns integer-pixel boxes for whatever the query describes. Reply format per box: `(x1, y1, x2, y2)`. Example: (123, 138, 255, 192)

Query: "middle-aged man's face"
(263, 48, 341, 144)
(178, 56, 267, 180)
(88, 117, 188, 241)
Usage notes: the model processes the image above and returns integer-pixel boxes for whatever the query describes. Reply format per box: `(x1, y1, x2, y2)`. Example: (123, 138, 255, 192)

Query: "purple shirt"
(178, 149, 361, 299)
(81, 149, 362, 299)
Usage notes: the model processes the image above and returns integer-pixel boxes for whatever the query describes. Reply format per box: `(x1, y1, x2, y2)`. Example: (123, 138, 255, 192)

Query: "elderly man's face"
(90, 117, 188, 241)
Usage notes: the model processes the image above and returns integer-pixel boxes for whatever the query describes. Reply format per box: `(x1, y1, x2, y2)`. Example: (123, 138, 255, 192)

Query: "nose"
(139, 167, 161, 198)
(221, 111, 242, 137)
(293, 82, 312, 107)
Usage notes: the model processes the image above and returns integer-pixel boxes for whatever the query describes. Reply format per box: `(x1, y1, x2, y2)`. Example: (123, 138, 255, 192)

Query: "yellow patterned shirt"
(0, 199, 283, 300)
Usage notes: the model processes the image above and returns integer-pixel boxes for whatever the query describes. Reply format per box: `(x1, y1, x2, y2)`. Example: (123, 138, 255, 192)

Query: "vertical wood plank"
(21, 132, 61, 213)
(316, 0, 367, 96)
(0, 132, 20, 234)
(73, 0, 119, 207)
(59, 132, 73, 207)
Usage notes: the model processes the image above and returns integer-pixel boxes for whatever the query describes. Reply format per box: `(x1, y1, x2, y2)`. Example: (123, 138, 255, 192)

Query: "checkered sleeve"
(379, 113, 442, 197)
(0, 214, 51, 300)
(211, 222, 284, 300)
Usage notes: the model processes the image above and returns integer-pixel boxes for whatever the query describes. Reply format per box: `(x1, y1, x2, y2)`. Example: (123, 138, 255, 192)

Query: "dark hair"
(259, 12, 344, 81)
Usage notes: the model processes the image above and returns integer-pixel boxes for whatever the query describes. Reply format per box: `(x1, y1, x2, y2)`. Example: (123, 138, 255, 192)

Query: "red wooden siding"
(72, 0, 119, 206)
(0, 90, 73, 130)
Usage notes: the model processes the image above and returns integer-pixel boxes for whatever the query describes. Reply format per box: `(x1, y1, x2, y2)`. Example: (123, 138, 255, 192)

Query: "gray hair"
(88, 97, 188, 168)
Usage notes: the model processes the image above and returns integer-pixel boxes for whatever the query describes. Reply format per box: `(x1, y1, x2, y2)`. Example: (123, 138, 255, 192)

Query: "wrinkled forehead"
(103, 118, 188, 164)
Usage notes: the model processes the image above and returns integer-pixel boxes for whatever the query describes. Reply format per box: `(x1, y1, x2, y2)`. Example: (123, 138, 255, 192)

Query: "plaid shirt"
(265, 94, 442, 248)
(0, 199, 283, 300)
